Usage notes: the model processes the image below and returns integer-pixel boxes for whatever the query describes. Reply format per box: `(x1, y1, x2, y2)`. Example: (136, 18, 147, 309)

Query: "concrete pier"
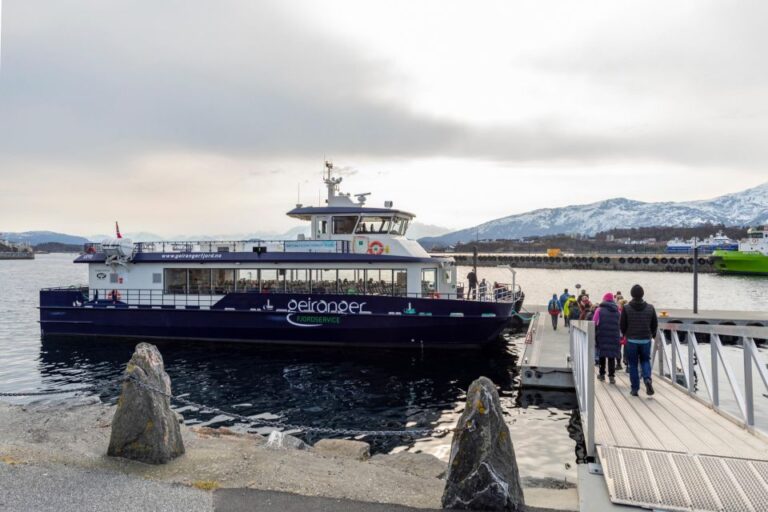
(448, 252, 716, 273)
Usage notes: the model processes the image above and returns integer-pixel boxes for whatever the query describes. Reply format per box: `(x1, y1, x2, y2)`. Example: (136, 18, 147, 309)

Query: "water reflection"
(38, 336, 553, 454)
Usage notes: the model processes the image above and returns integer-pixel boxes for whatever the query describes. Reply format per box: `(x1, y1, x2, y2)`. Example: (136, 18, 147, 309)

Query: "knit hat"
(602, 292, 614, 302)
(630, 284, 644, 300)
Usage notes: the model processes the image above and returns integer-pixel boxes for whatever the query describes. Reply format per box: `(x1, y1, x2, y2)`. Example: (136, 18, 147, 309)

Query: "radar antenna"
(323, 160, 343, 203)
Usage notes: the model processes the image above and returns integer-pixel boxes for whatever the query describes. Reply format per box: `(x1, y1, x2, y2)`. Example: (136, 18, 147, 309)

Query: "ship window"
(366, 269, 393, 295)
(333, 216, 358, 235)
(188, 269, 211, 294)
(260, 269, 284, 293)
(110, 273, 118, 284)
(286, 269, 310, 293)
(356, 216, 392, 234)
(311, 269, 337, 294)
(152, 273, 162, 284)
(338, 269, 365, 294)
(236, 269, 259, 291)
(390, 217, 410, 235)
(212, 269, 235, 294)
(318, 220, 328, 235)
(164, 269, 187, 294)
(394, 269, 407, 296)
(421, 268, 437, 296)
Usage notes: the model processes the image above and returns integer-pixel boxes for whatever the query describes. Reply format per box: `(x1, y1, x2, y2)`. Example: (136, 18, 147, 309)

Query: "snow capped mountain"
(421, 182, 768, 246)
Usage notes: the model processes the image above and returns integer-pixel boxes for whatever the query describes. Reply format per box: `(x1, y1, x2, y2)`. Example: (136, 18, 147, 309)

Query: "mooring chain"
(0, 377, 125, 397)
(0, 375, 457, 438)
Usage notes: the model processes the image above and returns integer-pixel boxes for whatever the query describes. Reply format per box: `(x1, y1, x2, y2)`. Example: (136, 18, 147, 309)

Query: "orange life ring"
(367, 240, 384, 255)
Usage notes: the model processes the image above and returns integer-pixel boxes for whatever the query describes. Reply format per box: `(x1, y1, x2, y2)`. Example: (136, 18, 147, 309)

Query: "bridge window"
(311, 269, 337, 294)
(236, 269, 259, 291)
(333, 216, 358, 235)
(390, 217, 409, 235)
(356, 216, 391, 234)
(164, 269, 187, 294)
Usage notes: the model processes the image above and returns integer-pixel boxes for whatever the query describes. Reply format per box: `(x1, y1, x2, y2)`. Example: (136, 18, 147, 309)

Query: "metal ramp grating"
(598, 446, 768, 512)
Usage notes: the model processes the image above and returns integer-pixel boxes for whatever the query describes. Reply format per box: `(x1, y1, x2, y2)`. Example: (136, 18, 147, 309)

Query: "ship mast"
(323, 161, 343, 204)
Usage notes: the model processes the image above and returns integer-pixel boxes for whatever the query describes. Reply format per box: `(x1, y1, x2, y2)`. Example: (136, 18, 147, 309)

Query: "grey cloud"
(0, 0, 766, 172)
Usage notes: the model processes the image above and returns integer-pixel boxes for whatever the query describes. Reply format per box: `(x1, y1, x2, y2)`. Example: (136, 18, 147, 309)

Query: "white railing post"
(671, 330, 678, 386)
(711, 334, 720, 408)
(687, 330, 696, 395)
(586, 321, 596, 460)
(744, 338, 754, 427)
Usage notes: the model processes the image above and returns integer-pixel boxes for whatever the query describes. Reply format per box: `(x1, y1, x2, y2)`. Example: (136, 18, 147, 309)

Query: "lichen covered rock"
(107, 343, 185, 464)
(441, 376, 524, 511)
(313, 439, 370, 460)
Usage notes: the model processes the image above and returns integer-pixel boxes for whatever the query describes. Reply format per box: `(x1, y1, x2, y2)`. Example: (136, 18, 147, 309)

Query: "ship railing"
(44, 286, 520, 307)
(83, 240, 354, 255)
(653, 322, 768, 431)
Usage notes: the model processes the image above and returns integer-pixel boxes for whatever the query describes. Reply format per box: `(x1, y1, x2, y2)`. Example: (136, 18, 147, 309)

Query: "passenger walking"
(566, 295, 580, 326)
(594, 293, 621, 384)
(578, 294, 592, 320)
(563, 295, 577, 327)
(479, 278, 488, 300)
(620, 285, 659, 397)
(466, 271, 478, 299)
(559, 289, 570, 311)
(547, 293, 562, 330)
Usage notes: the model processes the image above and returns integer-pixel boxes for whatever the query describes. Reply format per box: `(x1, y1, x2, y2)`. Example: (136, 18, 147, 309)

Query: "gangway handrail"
(569, 320, 596, 459)
(653, 321, 768, 431)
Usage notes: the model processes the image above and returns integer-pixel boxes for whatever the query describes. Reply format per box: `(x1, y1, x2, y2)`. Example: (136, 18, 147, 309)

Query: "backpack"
(548, 299, 561, 315)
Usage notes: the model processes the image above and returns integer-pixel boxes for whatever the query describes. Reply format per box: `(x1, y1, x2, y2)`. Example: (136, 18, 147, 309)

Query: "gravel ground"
(0, 462, 212, 512)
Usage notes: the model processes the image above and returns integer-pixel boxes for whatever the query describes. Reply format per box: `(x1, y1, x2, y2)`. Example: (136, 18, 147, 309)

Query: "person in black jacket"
(620, 284, 658, 396)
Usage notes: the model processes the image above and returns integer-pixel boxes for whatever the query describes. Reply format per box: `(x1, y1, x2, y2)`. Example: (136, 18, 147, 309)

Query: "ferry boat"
(712, 226, 768, 276)
(39, 163, 524, 349)
(665, 231, 739, 254)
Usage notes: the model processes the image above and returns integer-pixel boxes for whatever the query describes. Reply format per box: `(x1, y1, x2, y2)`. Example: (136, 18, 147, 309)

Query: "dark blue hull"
(40, 289, 518, 349)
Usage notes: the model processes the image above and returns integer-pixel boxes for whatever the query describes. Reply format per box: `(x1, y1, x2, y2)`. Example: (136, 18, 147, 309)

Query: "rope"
(0, 375, 458, 438)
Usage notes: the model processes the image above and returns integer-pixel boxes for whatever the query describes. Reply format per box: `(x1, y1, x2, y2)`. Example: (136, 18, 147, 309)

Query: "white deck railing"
(653, 322, 768, 430)
(569, 320, 596, 459)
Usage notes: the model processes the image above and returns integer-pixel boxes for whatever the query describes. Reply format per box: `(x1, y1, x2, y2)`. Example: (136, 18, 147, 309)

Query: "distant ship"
(713, 226, 768, 276)
(665, 231, 738, 254)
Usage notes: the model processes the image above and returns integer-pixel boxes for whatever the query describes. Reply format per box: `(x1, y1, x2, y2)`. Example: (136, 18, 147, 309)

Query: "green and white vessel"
(713, 226, 768, 276)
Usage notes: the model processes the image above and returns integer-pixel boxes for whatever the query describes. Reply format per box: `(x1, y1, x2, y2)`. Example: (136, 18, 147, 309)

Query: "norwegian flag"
(115, 221, 122, 239)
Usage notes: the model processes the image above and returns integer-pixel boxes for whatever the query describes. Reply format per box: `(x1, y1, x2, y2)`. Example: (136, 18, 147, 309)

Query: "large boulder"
(441, 377, 524, 511)
(107, 343, 185, 464)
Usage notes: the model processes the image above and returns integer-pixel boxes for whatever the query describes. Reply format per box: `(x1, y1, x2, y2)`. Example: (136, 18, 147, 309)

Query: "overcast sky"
(1, 0, 766, 236)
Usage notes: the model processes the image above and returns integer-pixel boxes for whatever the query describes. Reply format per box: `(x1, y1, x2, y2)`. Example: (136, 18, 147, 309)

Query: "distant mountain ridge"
(4, 222, 451, 247)
(420, 182, 768, 247)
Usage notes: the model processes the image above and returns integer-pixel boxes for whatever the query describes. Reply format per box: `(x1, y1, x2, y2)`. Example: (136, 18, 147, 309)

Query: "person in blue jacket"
(547, 293, 562, 330)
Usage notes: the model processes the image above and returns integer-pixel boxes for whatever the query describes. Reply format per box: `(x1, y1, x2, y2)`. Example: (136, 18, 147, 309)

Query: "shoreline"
(0, 399, 577, 511)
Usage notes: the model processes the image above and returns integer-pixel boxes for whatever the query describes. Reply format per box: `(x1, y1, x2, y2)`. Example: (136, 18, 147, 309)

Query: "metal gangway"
(570, 320, 768, 511)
